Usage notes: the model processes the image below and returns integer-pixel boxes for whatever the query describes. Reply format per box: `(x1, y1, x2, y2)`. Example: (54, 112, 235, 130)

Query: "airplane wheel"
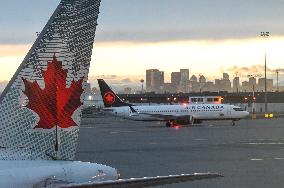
(166, 122, 171, 127)
(232, 121, 236, 126)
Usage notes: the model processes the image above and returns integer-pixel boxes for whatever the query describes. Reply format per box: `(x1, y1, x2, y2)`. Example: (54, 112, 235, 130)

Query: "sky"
(1, 0, 284, 86)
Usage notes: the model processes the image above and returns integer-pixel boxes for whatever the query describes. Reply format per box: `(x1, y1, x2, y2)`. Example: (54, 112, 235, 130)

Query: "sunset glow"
(1, 37, 284, 82)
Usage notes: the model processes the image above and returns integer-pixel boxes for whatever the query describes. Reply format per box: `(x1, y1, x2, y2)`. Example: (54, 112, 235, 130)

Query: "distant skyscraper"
(233, 77, 240, 92)
(179, 69, 189, 93)
(171, 72, 181, 86)
(190, 75, 198, 82)
(258, 78, 273, 91)
(146, 69, 164, 93)
(215, 79, 221, 91)
(223, 73, 230, 80)
(215, 76, 231, 92)
(242, 81, 250, 92)
(199, 75, 206, 83)
(249, 77, 257, 86)
(180, 69, 189, 84)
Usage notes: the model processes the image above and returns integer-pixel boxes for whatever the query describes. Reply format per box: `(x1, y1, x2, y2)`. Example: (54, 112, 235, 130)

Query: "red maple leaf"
(104, 92, 115, 105)
(22, 55, 84, 129)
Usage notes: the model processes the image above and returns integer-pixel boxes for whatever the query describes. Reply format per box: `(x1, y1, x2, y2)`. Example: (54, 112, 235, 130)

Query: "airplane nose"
(244, 111, 250, 117)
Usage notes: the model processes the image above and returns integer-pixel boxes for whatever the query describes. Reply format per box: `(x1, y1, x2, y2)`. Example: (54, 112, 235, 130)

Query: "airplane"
(0, 0, 222, 187)
(98, 79, 249, 127)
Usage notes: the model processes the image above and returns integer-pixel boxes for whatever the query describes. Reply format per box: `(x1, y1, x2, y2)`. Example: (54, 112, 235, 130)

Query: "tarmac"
(76, 114, 284, 188)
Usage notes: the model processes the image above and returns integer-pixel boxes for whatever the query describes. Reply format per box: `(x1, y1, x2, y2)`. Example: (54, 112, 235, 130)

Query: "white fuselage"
(0, 160, 118, 188)
(104, 104, 249, 122)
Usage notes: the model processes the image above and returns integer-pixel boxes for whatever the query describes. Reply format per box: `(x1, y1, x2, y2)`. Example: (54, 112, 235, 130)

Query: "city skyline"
(145, 68, 278, 94)
(1, 1, 284, 82)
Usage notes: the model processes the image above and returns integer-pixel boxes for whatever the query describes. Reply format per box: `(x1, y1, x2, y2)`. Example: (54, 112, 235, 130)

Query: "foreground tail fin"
(97, 79, 130, 107)
(0, 0, 101, 160)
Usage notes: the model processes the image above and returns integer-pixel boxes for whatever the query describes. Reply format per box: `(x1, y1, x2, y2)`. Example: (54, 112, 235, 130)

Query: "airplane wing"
(59, 173, 222, 188)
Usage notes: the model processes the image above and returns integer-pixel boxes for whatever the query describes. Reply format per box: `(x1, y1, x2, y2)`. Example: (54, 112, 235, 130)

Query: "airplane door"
(226, 106, 231, 117)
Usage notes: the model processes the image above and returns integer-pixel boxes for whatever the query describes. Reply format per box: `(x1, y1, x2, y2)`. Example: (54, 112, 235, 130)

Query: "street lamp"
(260, 31, 269, 113)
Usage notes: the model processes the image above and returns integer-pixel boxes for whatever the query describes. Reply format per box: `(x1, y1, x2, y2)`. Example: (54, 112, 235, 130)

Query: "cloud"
(88, 75, 144, 91)
(96, 25, 284, 43)
(226, 65, 276, 77)
(2, 0, 284, 44)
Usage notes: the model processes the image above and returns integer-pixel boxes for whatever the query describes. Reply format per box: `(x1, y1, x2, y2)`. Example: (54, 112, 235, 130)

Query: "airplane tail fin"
(97, 79, 130, 107)
(0, 0, 101, 160)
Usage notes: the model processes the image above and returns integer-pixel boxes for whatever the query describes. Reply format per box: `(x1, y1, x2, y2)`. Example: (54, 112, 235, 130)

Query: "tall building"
(203, 81, 215, 92)
(215, 79, 222, 91)
(223, 73, 230, 80)
(190, 75, 198, 82)
(258, 78, 274, 91)
(180, 69, 189, 84)
(199, 75, 206, 92)
(178, 69, 190, 93)
(146, 69, 164, 93)
(215, 77, 231, 92)
(249, 77, 257, 86)
(233, 77, 240, 92)
(242, 81, 250, 92)
(199, 75, 206, 83)
(171, 72, 181, 86)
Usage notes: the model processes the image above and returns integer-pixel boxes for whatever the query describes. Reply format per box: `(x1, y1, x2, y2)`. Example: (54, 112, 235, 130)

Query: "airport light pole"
(260, 31, 269, 113)
(276, 69, 279, 92)
(140, 79, 144, 94)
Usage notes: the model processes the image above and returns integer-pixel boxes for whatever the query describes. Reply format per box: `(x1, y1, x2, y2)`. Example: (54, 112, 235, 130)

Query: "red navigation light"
(173, 124, 181, 130)
(253, 96, 256, 101)
(170, 122, 181, 129)
(244, 97, 248, 101)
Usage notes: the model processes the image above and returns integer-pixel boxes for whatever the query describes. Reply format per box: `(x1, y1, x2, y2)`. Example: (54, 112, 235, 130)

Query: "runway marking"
(81, 127, 94, 129)
(274, 158, 284, 160)
(245, 142, 284, 145)
(109, 131, 136, 134)
(193, 138, 208, 141)
(250, 158, 264, 161)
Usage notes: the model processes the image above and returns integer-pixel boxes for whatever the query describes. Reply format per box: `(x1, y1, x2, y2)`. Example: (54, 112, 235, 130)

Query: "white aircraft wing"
(59, 173, 222, 188)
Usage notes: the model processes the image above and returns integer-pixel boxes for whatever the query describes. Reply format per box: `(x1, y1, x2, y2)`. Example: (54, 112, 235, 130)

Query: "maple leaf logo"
(104, 92, 115, 105)
(22, 55, 84, 129)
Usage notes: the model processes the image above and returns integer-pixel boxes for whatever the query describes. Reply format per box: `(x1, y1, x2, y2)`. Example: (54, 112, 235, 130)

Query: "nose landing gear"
(166, 120, 180, 128)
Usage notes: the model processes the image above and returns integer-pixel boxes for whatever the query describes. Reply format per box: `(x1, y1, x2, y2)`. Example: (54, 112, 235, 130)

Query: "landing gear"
(189, 119, 194, 126)
(232, 120, 236, 126)
(166, 120, 180, 128)
(166, 121, 172, 127)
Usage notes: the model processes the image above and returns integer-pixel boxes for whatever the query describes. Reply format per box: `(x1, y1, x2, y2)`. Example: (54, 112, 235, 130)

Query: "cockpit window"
(233, 108, 244, 111)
